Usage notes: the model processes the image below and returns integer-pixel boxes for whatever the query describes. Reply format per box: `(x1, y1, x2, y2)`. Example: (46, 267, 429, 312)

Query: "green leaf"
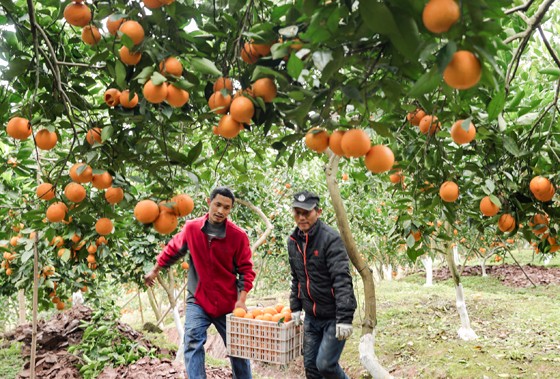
(185, 142, 203, 166)
(21, 248, 33, 264)
(503, 135, 522, 157)
(408, 67, 440, 97)
(150, 71, 167, 86)
(62, 249, 71, 262)
(287, 53, 304, 79)
(485, 179, 495, 193)
(190, 57, 222, 76)
(359, 2, 397, 35)
(538, 67, 560, 78)
(101, 126, 113, 142)
(489, 195, 501, 207)
(370, 122, 393, 138)
(133, 66, 154, 82)
(487, 90, 505, 120)
(406, 234, 416, 248)
(115, 61, 127, 89)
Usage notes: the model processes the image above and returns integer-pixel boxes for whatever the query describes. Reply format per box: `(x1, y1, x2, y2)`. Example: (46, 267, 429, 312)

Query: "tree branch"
(504, 0, 536, 15)
(236, 198, 273, 252)
(537, 26, 560, 68)
(505, 0, 557, 92)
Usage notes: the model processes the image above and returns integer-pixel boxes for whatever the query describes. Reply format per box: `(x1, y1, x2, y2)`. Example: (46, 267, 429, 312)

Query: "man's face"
(293, 207, 321, 233)
(207, 194, 233, 224)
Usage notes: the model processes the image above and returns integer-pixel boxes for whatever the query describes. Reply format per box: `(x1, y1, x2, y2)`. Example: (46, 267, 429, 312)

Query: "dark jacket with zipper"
(288, 219, 356, 324)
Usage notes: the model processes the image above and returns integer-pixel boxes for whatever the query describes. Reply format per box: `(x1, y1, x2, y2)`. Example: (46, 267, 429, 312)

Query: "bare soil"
(432, 263, 560, 287)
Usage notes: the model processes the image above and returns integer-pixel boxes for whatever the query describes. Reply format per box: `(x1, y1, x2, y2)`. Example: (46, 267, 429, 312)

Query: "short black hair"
(210, 186, 235, 205)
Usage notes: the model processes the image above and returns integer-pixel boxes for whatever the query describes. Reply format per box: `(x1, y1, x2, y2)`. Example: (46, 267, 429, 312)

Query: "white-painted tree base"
(453, 245, 460, 265)
(173, 292, 185, 363)
(359, 332, 393, 379)
(455, 284, 478, 341)
(544, 255, 552, 265)
(382, 264, 392, 281)
(421, 256, 433, 287)
(72, 291, 84, 306)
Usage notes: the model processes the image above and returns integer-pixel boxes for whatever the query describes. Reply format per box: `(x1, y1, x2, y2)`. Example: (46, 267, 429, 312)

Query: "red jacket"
(156, 214, 255, 318)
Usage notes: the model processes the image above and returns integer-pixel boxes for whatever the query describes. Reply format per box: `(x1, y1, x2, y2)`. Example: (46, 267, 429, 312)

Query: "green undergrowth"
(0, 341, 23, 379)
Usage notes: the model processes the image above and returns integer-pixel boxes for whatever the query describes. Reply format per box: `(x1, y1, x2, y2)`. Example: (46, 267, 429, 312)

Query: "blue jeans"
(303, 315, 349, 379)
(184, 303, 252, 379)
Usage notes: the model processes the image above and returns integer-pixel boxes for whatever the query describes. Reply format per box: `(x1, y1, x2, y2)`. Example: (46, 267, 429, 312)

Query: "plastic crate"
(226, 314, 303, 364)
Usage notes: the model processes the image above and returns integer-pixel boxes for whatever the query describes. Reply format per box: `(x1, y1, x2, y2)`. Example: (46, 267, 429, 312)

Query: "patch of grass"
(0, 341, 23, 379)
(361, 277, 560, 378)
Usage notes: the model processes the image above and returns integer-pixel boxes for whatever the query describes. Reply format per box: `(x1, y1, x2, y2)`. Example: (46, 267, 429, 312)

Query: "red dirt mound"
(432, 264, 560, 287)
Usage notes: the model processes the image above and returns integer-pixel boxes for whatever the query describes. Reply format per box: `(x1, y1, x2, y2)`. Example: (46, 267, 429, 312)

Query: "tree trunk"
(324, 153, 392, 378)
(236, 198, 274, 293)
(138, 290, 144, 326)
(157, 272, 185, 363)
(31, 239, 40, 379)
(421, 255, 433, 287)
(147, 288, 162, 321)
(443, 234, 478, 341)
(18, 289, 26, 325)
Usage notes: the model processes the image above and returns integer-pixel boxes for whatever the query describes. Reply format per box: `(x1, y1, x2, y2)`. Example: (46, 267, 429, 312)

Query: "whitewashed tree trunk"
(173, 289, 185, 363)
(455, 284, 478, 340)
(453, 245, 460, 265)
(443, 231, 478, 341)
(543, 255, 552, 265)
(359, 332, 393, 379)
(479, 256, 488, 276)
(395, 266, 406, 280)
(371, 264, 381, 283)
(421, 256, 433, 286)
(325, 153, 391, 378)
(18, 289, 26, 325)
(382, 264, 392, 281)
(72, 291, 84, 306)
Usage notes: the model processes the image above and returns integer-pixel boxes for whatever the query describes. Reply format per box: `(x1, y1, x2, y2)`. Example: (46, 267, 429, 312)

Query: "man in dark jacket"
(287, 190, 356, 379)
(145, 186, 255, 379)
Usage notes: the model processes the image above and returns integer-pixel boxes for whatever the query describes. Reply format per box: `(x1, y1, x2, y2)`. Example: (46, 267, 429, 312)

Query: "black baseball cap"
(292, 190, 320, 211)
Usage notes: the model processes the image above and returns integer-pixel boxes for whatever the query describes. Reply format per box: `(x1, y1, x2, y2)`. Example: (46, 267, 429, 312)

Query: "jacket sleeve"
(156, 223, 189, 268)
(325, 234, 356, 324)
(288, 239, 302, 312)
(234, 232, 255, 293)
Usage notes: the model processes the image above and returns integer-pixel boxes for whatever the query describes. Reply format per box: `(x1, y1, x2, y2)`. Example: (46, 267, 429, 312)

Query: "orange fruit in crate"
(275, 303, 285, 313)
(252, 308, 264, 317)
(263, 307, 277, 315)
(272, 313, 284, 323)
(232, 307, 246, 318)
(281, 306, 291, 314)
(283, 312, 292, 322)
(262, 314, 273, 321)
(244, 313, 254, 319)
(255, 315, 264, 320)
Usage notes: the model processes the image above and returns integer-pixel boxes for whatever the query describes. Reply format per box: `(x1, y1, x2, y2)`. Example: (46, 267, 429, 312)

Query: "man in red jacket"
(145, 187, 255, 379)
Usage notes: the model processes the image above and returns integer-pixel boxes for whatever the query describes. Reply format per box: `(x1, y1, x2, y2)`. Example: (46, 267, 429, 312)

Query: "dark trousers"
(303, 314, 350, 379)
(183, 303, 252, 379)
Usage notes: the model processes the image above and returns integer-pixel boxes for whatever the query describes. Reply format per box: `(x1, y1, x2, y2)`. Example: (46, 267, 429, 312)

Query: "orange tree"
(2, 0, 560, 374)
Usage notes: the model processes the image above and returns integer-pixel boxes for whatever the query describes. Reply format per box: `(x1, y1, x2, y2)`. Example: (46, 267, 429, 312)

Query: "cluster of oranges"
(232, 304, 292, 323)
(407, 108, 477, 145)
(36, 163, 121, 234)
(304, 128, 395, 174)
(422, 0, 482, 90)
(133, 195, 194, 235)
(209, 77, 278, 139)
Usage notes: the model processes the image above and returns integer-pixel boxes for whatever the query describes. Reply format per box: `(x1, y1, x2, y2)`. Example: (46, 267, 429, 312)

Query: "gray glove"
(292, 311, 302, 326)
(335, 323, 353, 340)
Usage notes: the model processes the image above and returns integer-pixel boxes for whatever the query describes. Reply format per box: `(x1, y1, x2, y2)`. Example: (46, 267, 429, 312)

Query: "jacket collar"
(200, 213, 228, 239)
(292, 219, 322, 241)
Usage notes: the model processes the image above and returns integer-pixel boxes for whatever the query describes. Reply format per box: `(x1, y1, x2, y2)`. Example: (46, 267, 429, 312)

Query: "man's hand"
(292, 311, 302, 326)
(335, 323, 353, 340)
(144, 265, 161, 287)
